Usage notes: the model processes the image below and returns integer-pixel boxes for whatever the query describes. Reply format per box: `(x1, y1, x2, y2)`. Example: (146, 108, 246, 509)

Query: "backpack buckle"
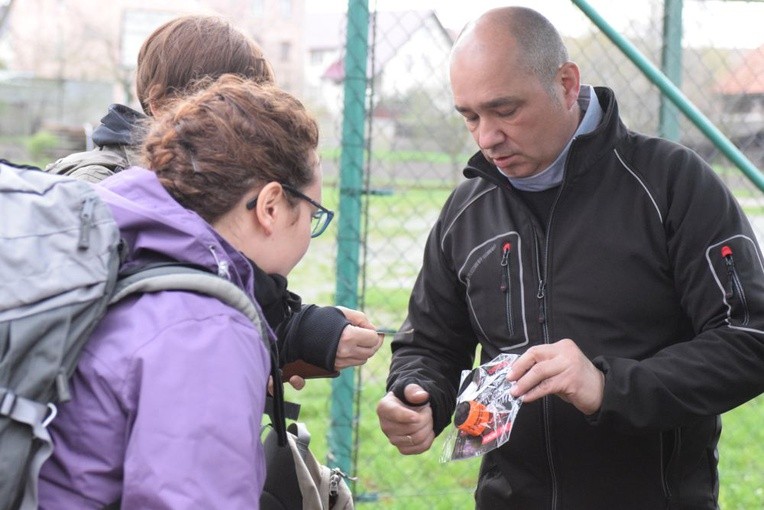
(42, 403, 58, 428)
(0, 390, 16, 416)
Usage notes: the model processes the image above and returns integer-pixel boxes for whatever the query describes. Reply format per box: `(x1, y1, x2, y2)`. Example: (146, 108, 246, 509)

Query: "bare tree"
(0, 0, 16, 34)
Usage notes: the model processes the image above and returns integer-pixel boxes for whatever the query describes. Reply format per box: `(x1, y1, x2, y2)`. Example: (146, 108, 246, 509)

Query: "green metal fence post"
(328, 0, 370, 476)
(571, 0, 764, 191)
(660, 0, 682, 141)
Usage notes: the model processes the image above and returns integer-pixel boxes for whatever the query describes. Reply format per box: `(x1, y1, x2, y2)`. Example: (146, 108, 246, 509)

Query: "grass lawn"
(718, 396, 764, 508)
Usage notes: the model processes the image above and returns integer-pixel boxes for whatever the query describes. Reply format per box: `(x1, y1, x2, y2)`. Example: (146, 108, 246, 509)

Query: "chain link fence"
(287, 0, 764, 508)
(0, 0, 760, 507)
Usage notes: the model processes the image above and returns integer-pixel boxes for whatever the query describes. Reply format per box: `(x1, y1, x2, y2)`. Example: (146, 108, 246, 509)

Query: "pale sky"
(305, 0, 589, 33)
(305, 0, 764, 49)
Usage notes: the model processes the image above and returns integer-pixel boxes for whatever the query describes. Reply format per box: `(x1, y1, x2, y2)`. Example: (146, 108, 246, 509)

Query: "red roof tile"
(717, 45, 764, 95)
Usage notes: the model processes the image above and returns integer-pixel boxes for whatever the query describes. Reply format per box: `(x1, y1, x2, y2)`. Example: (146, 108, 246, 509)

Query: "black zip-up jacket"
(387, 87, 764, 509)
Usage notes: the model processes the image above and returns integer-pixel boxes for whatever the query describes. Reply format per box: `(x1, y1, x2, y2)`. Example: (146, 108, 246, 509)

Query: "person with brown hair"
(46, 14, 274, 184)
(48, 12, 380, 395)
(377, 6, 764, 508)
(133, 16, 273, 117)
(37, 74, 379, 508)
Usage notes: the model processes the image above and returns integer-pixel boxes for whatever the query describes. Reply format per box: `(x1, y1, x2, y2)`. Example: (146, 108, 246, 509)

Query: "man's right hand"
(376, 384, 435, 454)
(334, 307, 384, 370)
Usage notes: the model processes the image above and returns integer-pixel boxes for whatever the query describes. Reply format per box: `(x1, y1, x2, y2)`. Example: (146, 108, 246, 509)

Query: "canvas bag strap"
(287, 421, 312, 461)
(111, 265, 265, 331)
(0, 387, 57, 510)
(0, 388, 55, 428)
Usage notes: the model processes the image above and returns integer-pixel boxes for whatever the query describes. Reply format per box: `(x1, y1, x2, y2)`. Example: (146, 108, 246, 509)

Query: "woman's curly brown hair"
(141, 74, 319, 224)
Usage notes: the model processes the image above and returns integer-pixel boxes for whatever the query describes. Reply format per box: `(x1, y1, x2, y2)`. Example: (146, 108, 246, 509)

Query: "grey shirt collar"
(506, 84, 602, 192)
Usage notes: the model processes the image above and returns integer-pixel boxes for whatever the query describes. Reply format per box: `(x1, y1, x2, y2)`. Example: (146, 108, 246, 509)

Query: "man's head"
(135, 15, 274, 116)
(450, 7, 582, 178)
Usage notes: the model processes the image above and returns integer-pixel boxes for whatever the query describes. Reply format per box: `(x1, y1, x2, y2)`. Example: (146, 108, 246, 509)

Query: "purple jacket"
(39, 168, 271, 509)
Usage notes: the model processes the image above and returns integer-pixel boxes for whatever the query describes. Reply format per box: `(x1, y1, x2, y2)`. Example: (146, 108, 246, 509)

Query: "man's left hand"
(507, 338, 604, 415)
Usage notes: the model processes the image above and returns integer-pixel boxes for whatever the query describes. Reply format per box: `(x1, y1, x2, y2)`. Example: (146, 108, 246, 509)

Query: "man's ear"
(253, 182, 284, 236)
(558, 61, 581, 110)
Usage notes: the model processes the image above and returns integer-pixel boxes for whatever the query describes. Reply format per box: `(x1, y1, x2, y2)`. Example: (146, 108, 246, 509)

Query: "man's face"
(450, 36, 579, 179)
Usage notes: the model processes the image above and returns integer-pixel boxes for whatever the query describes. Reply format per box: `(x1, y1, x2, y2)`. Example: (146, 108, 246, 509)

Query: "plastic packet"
(440, 353, 522, 462)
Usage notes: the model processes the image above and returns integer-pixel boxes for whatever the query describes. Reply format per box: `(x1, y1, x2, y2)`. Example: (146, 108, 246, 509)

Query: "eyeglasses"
(246, 183, 334, 238)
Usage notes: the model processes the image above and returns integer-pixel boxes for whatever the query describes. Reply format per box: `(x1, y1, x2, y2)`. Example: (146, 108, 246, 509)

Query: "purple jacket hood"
(97, 167, 256, 293)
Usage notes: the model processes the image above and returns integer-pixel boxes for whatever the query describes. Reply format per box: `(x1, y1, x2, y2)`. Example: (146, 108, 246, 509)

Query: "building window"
(252, 0, 264, 17)
(280, 0, 292, 18)
(280, 42, 291, 62)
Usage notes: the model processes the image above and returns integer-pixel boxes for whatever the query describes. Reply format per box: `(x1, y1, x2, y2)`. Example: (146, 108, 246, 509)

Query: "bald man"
(377, 6, 764, 509)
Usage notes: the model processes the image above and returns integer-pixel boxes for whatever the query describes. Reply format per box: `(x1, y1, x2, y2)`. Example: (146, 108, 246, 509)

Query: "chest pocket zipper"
(500, 242, 515, 336)
(722, 245, 750, 325)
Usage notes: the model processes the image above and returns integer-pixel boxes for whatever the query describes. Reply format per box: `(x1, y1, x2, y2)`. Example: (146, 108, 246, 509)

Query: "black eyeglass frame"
(246, 183, 334, 238)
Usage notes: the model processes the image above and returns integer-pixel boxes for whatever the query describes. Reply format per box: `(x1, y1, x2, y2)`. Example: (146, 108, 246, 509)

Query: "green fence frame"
(328, 0, 370, 476)
(572, 0, 764, 191)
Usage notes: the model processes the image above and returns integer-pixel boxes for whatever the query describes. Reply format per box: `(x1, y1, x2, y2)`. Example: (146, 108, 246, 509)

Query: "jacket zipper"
(471, 159, 563, 506)
(658, 431, 673, 500)
(537, 168, 567, 510)
(722, 245, 750, 325)
(78, 195, 97, 249)
(500, 242, 515, 336)
(533, 225, 558, 509)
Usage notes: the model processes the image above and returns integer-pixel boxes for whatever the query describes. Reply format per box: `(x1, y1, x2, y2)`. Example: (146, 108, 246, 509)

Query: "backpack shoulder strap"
(111, 264, 263, 328)
(114, 263, 289, 446)
(45, 147, 127, 184)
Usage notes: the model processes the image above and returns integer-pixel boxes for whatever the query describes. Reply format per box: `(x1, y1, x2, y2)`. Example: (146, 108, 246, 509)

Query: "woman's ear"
(253, 182, 284, 236)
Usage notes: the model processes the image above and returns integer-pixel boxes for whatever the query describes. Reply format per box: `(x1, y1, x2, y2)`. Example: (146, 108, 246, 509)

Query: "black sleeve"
(386, 194, 479, 436)
(590, 145, 764, 432)
(276, 305, 350, 371)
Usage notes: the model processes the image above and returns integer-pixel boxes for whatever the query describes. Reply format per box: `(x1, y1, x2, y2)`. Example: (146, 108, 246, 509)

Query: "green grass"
(718, 396, 764, 508)
(320, 147, 472, 165)
(283, 177, 764, 508)
(742, 206, 764, 216)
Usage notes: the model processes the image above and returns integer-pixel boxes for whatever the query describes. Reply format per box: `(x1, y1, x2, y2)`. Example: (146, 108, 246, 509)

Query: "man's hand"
(376, 384, 435, 454)
(268, 375, 305, 394)
(508, 338, 604, 415)
(334, 306, 384, 370)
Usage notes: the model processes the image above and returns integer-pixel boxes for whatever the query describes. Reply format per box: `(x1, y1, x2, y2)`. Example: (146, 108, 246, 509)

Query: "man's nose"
(477, 118, 504, 150)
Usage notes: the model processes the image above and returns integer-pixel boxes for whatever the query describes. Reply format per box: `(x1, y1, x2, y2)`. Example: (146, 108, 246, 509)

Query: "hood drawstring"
(209, 245, 230, 279)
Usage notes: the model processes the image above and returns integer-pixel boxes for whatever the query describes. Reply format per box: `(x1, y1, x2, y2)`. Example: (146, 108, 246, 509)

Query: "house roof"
(308, 10, 453, 83)
(716, 44, 764, 95)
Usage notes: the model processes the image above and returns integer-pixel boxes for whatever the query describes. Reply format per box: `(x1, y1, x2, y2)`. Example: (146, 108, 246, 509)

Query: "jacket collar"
(92, 104, 147, 148)
(463, 87, 624, 186)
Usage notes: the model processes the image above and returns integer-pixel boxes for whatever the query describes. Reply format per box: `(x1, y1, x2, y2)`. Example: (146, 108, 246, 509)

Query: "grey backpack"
(0, 159, 277, 510)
